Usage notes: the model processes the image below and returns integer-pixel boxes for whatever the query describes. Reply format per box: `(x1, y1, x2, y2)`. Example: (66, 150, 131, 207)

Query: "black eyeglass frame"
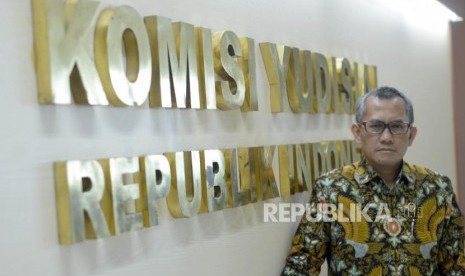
(358, 120, 411, 135)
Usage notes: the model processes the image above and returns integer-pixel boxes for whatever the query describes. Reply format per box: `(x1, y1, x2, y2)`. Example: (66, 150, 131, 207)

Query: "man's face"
(351, 96, 417, 170)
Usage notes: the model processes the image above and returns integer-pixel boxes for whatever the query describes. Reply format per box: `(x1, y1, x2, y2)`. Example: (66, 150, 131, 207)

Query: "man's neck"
(371, 162, 402, 188)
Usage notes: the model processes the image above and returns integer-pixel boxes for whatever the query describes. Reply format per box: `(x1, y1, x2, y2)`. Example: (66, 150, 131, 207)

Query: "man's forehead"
(363, 97, 409, 118)
(366, 96, 406, 109)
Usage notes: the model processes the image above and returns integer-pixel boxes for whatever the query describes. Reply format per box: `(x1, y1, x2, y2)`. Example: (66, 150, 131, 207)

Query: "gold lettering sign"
(33, 0, 375, 113)
(32, 0, 259, 111)
(32, 0, 375, 245)
(54, 140, 361, 244)
(260, 43, 377, 113)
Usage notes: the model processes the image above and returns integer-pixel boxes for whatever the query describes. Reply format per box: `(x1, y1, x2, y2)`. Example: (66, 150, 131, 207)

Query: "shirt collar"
(354, 158, 417, 189)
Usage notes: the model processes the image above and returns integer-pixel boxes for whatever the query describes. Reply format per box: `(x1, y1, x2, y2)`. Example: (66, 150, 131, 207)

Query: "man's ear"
(408, 126, 417, 146)
(351, 123, 362, 143)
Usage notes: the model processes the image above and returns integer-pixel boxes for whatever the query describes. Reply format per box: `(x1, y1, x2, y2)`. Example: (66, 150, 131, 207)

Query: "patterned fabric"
(282, 159, 465, 275)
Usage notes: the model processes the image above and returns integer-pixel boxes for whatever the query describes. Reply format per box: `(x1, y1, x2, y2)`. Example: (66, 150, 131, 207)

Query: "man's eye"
(369, 123, 384, 129)
(390, 124, 403, 130)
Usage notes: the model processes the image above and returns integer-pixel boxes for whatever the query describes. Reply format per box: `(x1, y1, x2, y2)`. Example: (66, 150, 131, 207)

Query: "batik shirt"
(282, 159, 465, 275)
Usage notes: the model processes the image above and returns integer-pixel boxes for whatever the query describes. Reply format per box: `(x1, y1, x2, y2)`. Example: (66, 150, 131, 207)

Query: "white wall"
(0, 0, 456, 275)
(451, 20, 465, 212)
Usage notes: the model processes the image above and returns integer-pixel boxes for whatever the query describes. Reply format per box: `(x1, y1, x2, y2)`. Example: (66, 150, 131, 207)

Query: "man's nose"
(379, 127, 393, 142)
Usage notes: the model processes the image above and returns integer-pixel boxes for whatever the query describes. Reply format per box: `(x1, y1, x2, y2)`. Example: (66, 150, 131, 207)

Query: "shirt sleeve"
(281, 179, 330, 276)
(437, 176, 465, 274)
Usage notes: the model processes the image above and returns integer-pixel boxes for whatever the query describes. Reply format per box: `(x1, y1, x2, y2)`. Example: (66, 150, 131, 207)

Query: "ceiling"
(438, 0, 465, 19)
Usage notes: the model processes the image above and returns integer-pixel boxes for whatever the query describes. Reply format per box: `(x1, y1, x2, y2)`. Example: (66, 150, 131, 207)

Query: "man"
(282, 86, 465, 275)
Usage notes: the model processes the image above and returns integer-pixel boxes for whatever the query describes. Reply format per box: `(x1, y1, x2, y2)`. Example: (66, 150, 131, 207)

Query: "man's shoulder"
(404, 162, 451, 182)
(404, 162, 455, 195)
(316, 163, 358, 183)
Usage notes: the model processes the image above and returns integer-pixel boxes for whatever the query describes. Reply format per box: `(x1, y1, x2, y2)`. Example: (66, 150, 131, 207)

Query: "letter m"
(145, 16, 200, 109)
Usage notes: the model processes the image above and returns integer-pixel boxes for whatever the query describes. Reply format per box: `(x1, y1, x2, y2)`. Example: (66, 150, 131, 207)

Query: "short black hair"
(355, 86, 414, 124)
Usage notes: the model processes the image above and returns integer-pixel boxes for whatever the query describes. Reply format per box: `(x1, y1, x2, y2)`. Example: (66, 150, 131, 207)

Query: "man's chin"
(373, 158, 402, 168)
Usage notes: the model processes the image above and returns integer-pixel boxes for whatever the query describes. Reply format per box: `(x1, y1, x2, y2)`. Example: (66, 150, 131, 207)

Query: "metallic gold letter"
(213, 31, 246, 110)
(140, 155, 171, 227)
(300, 51, 316, 113)
(352, 63, 377, 108)
(295, 144, 312, 192)
(196, 27, 216, 109)
(145, 17, 200, 108)
(286, 48, 305, 113)
(325, 141, 340, 171)
(227, 149, 250, 207)
(312, 142, 328, 177)
(204, 150, 228, 212)
(106, 157, 143, 234)
(350, 140, 362, 162)
(238, 147, 258, 203)
(95, 6, 152, 106)
(32, 0, 108, 105)
(240, 38, 258, 111)
(259, 43, 291, 112)
(166, 152, 202, 218)
(313, 53, 331, 113)
(336, 58, 353, 114)
(338, 140, 352, 166)
(258, 146, 280, 200)
(55, 160, 111, 244)
(278, 145, 292, 197)
(329, 57, 339, 114)
(364, 64, 378, 92)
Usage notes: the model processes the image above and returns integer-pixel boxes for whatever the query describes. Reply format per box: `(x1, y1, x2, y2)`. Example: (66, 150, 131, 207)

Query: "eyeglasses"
(359, 120, 411, 135)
